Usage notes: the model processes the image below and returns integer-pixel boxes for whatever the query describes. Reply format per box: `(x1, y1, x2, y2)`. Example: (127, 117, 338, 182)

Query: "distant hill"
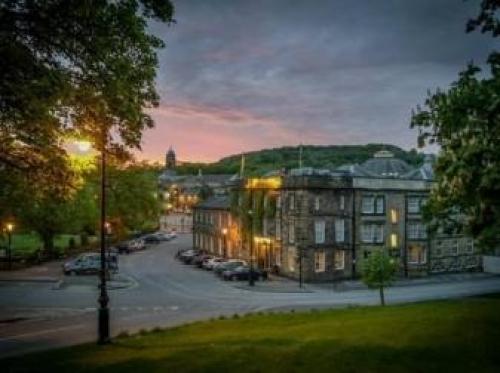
(175, 144, 424, 176)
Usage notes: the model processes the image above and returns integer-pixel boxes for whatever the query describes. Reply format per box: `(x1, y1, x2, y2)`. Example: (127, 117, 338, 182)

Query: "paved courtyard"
(1, 234, 500, 358)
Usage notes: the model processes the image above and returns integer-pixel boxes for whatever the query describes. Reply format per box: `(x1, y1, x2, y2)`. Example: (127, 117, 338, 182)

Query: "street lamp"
(5, 223, 14, 270)
(222, 228, 228, 258)
(248, 209, 255, 286)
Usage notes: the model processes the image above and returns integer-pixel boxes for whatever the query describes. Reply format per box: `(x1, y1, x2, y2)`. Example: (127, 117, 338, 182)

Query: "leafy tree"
(411, 1, 500, 250)
(0, 0, 174, 185)
(361, 251, 397, 306)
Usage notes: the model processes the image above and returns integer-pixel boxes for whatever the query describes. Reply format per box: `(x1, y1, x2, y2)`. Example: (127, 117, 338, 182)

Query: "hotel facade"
(192, 151, 481, 282)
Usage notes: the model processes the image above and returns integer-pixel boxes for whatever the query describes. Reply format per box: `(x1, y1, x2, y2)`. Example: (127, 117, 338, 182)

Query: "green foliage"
(0, 0, 174, 186)
(175, 144, 424, 176)
(362, 251, 398, 306)
(411, 2, 500, 251)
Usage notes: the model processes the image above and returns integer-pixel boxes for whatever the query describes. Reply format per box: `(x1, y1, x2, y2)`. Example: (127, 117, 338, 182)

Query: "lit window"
(390, 233, 398, 248)
(314, 220, 325, 244)
(315, 251, 325, 272)
(334, 250, 345, 270)
(408, 245, 426, 264)
(390, 209, 398, 224)
(334, 219, 345, 243)
(288, 247, 296, 272)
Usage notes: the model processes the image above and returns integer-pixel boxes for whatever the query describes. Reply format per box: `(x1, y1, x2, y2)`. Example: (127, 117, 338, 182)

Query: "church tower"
(166, 146, 176, 169)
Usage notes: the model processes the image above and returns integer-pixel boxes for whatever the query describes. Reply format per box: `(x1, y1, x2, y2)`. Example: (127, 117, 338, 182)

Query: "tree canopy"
(0, 0, 174, 184)
(411, 0, 500, 250)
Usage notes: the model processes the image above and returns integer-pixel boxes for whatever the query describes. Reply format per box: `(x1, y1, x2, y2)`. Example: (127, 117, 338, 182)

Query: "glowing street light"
(222, 228, 228, 258)
(5, 222, 14, 270)
(75, 140, 92, 153)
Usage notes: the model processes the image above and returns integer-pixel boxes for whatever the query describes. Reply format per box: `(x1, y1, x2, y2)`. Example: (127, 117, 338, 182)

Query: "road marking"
(0, 324, 86, 341)
(170, 306, 179, 311)
(121, 307, 129, 311)
(84, 307, 96, 312)
(153, 307, 162, 312)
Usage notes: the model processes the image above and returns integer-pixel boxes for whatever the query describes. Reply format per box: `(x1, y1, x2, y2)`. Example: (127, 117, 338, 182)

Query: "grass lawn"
(4, 296, 500, 373)
(0, 234, 96, 256)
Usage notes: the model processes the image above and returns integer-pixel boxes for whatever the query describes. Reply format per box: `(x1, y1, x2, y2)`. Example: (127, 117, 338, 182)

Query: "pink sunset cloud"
(137, 103, 333, 163)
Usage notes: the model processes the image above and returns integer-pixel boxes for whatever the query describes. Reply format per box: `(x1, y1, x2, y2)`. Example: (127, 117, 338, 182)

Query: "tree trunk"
(379, 286, 385, 306)
(42, 233, 55, 259)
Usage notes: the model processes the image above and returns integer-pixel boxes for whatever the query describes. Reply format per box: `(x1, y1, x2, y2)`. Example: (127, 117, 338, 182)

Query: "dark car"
(213, 260, 247, 276)
(222, 266, 265, 281)
(179, 249, 204, 264)
(115, 242, 131, 254)
(143, 234, 161, 244)
(63, 253, 118, 275)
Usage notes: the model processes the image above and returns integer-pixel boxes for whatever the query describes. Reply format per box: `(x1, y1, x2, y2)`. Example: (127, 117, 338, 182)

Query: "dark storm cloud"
(142, 0, 495, 161)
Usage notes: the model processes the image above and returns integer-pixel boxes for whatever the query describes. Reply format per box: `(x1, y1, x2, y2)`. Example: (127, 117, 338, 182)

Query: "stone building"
(192, 151, 481, 282)
(157, 147, 234, 232)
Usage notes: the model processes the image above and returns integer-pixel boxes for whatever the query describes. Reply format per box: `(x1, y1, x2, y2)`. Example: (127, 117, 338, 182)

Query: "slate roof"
(195, 195, 230, 210)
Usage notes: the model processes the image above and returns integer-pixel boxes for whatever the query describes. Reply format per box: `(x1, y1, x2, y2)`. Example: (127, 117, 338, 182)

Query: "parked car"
(222, 266, 265, 281)
(63, 253, 118, 275)
(128, 239, 146, 251)
(143, 234, 161, 244)
(214, 260, 247, 276)
(115, 242, 131, 254)
(202, 257, 226, 270)
(179, 249, 204, 264)
(193, 254, 213, 268)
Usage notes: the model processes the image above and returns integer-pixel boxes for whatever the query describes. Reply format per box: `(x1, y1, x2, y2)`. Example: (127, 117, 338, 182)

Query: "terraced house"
(193, 151, 481, 282)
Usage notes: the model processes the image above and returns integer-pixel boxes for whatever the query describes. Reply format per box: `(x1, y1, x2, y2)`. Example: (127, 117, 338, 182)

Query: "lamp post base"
(98, 306, 110, 345)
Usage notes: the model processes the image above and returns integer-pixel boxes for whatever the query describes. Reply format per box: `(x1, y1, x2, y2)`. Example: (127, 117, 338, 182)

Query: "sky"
(139, 0, 495, 163)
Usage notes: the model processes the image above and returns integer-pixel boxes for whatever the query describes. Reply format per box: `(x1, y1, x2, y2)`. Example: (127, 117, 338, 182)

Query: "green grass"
(0, 233, 97, 256)
(4, 296, 500, 372)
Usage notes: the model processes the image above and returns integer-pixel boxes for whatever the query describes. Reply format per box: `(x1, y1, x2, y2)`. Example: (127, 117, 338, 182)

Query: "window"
(362, 195, 384, 214)
(334, 219, 345, 243)
(276, 195, 282, 209)
(408, 196, 426, 214)
(288, 247, 296, 272)
(361, 224, 384, 243)
(465, 239, 474, 254)
(314, 220, 325, 244)
(334, 250, 345, 270)
(275, 218, 281, 239)
(375, 196, 385, 214)
(315, 251, 326, 272)
(390, 233, 398, 248)
(450, 240, 459, 255)
(362, 196, 375, 214)
(314, 196, 320, 211)
(390, 209, 398, 224)
(340, 195, 345, 210)
(407, 222, 427, 240)
(288, 222, 295, 244)
(289, 194, 295, 210)
(408, 245, 426, 264)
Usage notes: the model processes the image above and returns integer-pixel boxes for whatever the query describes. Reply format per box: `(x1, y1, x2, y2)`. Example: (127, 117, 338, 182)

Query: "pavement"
(0, 233, 499, 359)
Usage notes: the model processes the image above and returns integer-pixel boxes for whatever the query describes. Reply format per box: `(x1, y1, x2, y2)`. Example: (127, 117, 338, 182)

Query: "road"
(1, 234, 500, 358)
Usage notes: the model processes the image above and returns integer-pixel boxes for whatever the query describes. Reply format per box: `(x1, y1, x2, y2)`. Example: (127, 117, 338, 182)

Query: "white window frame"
(334, 218, 345, 243)
(375, 196, 385, 214)
(361, 196, 375, 214)
(315, 250, 326, 272)
(314, 196, 320, 211)
(408, 197, 421, 214)
(314, 220, 326, 244)
(334, 250, 345, 270)
(340, 195, 345, 210)
(361, 224, 384, 243)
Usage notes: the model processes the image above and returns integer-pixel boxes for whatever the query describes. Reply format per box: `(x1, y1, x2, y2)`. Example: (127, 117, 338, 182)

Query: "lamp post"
(222, 228, 228, 258)
(98, 136, 110, 345)
(6, 223, 14, 270)
(248, 209, 255, 287)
